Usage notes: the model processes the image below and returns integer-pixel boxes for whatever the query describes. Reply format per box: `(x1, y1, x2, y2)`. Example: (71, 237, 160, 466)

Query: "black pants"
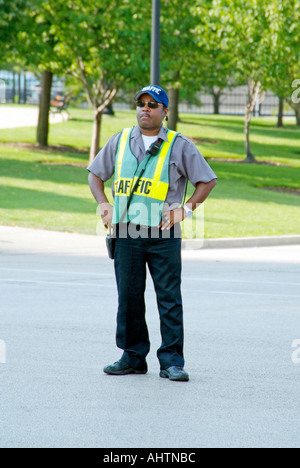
(114, 225, 184, 370)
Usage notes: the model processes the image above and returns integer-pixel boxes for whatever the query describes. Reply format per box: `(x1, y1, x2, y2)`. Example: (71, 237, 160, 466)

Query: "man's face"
(136, 93, 168, 132)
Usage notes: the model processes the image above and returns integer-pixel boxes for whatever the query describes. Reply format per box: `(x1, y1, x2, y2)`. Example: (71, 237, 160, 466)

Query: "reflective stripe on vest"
(112, 127, 178, 226)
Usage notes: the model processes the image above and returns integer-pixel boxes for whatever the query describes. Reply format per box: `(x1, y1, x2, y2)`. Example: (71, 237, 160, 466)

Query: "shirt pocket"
(169, 160, 181, 184)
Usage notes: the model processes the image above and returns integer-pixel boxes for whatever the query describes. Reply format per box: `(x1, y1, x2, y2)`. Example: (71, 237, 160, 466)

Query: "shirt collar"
(132, 125, 170, 143)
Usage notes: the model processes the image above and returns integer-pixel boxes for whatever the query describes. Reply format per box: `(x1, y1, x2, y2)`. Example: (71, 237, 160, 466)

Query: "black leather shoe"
(160, 366, 189, 381)
(104, 360, 148, 375)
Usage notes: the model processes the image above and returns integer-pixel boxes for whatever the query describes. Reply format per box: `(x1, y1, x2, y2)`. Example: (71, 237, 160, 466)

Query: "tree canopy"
(30, 0, 152, 160)
(0, 0, 28, 62)
(193, 0, 300, 160)
(1, 0, 299, 159)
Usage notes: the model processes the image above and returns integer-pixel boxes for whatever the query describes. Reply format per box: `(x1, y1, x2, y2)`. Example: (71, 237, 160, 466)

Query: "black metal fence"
(0, 70, 295, 116)
(0, 70, 64, 105)
(179, 86, 294, 116)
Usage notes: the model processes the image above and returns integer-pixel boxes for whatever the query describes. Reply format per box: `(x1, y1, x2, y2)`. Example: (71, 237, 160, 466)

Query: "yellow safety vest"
(112, 127, 178, 226)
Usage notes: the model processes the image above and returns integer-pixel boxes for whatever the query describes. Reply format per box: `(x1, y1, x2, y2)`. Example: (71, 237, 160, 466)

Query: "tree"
(44, 0, 150, 163)
(0, 0, 26, 59)
(0, 1, 26, 105)
(13, 0, 151, 156)
(192, 3, 243, 115)
(261, 0, 300, 127)
(160, 0, 201, 130)
(17, 0, 71, 146)
(194, 0, 278, 162)
(0, 0, 28, 104)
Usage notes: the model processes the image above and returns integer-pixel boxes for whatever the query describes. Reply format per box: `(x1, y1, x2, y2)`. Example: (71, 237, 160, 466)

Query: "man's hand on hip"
(159, 208, 186, 230)
(99, 202, 114, 229)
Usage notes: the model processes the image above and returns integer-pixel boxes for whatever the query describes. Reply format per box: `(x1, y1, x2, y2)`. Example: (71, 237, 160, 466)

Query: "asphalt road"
(0, 227, 299, 448)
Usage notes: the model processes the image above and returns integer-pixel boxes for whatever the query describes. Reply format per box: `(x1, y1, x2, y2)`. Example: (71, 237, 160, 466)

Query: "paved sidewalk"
(0, 226, 300, 448)
(185, 234, 300, 250)
(0, 106, 68, 129)
(0, 225, 299, 254)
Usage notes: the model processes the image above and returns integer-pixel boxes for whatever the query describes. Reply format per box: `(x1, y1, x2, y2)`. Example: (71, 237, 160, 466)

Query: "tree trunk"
(89, 111, 102, 164)
(244, 109, 255, 162)
(244, 79, 262, 163)
(286, 100, 300, 126)
(213, 92, 221, 114)
(295, 105, 300, 126)
(37, 70, 53, 147)
(103, 104, 114, 115)
(277, 97, 284, 128)
(167, 87, 179, 131)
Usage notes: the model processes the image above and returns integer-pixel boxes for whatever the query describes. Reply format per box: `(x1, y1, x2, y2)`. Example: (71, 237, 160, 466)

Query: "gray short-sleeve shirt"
(87, 125, 217, 207)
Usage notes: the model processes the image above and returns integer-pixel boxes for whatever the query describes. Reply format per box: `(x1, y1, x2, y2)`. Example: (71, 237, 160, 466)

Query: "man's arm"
(185, 178, 217, 210)
(87, 132, 121, 229)
(161, 179, 217, 230)
(88, 173, 113, 229)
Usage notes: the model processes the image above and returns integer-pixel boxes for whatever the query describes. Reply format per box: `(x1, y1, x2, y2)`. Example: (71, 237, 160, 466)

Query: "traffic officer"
(88, 85, 217, 381)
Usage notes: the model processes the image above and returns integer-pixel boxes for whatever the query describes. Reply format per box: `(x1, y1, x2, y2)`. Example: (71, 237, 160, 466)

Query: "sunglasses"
(136, 100, 164, 109)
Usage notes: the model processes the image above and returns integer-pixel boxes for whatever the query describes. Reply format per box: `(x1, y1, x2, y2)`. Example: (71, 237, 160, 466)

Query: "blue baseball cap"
(135, 85, 169, 108)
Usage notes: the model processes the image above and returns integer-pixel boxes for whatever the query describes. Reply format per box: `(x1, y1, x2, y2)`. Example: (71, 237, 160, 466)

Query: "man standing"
(88, 85, 217, 382)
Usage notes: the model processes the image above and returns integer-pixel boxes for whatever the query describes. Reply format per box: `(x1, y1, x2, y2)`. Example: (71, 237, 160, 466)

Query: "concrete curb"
(182, 235, 300, 250)
(1, 226, 299, 253)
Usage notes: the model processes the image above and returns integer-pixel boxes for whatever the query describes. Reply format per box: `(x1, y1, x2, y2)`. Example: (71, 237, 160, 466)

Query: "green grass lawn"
(0, 105, 299, 238)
